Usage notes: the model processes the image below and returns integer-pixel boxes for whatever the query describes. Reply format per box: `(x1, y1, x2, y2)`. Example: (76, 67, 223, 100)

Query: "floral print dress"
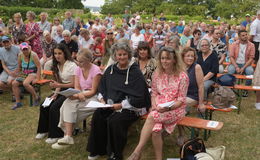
(26, 22, 43, 59)
(150, 71, 189, 134)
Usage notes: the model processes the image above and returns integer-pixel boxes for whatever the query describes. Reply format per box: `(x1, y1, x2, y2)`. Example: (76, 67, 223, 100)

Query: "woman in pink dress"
(128, 47, 189, 160)
(25, 11, 43, 59)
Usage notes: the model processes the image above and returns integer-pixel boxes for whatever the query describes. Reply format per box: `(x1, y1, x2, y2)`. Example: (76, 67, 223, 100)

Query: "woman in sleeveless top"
(25, 11, 43, 59)
(186, 29, 201, 51)
(11, 42, 41, 109)
(176, 47, 205, 146)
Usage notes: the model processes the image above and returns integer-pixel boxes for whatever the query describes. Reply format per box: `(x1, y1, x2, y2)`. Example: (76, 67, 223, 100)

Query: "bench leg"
(83, 119, 87, 131)
(29, 94, 33, 106)
(237, 90, 242, 114)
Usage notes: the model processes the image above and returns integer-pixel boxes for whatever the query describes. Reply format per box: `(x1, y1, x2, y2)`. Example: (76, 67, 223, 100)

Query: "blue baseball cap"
(1, 35, 11, 42)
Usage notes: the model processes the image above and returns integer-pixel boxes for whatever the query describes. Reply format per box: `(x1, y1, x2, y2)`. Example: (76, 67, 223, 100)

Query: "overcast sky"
(82, 0, 105, 7)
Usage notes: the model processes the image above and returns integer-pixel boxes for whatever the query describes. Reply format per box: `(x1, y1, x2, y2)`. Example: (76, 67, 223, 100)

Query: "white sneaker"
(88, 155, 100, 160)
(35, 133, 48, 139)
(51, 142, 69, 149)
(57, 135, 74, 145)
(45, 138, 58, 144)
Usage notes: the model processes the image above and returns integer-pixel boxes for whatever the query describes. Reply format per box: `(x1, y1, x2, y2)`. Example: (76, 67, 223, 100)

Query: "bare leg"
(0, 81, 11, 90)
(12, 80, 21, 103)
(64, 122, 74, 136)
(177, 125, 185, 146)
(152, 131, 163, 160)
(129, 114, 155, 159)
(23, 75, 38, 100)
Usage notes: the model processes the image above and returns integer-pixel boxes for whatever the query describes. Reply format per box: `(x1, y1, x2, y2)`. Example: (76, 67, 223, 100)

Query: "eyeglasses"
(201, 44, 209, 47)
(107, 32, 113, 35)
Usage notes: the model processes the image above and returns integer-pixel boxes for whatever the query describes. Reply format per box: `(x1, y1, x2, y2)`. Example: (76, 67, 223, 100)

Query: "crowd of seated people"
(0, 9, 260, 160)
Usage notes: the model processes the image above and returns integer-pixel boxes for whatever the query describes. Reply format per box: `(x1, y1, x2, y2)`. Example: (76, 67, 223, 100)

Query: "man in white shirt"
(250, 10, 260, 63)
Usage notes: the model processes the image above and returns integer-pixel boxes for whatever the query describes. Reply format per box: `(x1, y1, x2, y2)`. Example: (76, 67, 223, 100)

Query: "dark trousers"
(253, 41, 260, 63)
(87, 109, 139, 160)
(0, 62, 3, 74)
(37, 95, 66, 138)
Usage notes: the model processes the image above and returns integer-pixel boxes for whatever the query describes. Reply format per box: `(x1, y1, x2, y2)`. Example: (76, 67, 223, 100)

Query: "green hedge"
(0, 6, 94, 24)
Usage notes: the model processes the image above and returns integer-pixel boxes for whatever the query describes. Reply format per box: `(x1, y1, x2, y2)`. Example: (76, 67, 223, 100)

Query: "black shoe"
(0, 89, 3, 94)
(242, 90, 248, 97)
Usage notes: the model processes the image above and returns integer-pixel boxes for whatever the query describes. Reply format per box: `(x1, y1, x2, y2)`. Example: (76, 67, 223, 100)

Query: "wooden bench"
(177, 116, 223, 140)
(223, 62, 256, 68)
(217, 73, 253, 85)
(137, 114, 223, 140)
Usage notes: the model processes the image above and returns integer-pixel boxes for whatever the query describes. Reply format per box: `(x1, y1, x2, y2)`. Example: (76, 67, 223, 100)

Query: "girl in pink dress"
(25, 11, 43, 59)
(128, 47, 189, 160)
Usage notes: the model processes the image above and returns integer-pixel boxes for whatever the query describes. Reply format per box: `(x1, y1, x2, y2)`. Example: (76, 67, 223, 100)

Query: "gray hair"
(26, 11, 36, 19)
(77, 48, 93, 62)
(111, 42, 132, 61)
(62, 30, 71, 37)
(197, 39, 211, 51)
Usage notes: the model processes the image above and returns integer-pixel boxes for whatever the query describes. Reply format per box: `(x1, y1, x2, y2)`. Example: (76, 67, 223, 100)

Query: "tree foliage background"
(101, 0, 260, 19)
(0, 0, 85, 9)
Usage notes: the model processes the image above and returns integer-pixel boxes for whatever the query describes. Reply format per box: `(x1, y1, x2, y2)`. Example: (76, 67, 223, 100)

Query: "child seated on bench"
(11, 42, 41, 109)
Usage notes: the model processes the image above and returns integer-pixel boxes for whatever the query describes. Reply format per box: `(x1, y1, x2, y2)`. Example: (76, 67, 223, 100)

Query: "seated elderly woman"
(197, 39, 219, 99)
(60, 30, 78, 59)
(36, 43, 76, 144)
(11, 42, 41, 109)
(128, 47, 189, 160)
(41, 30, 57, 70)
(87, 42, 151, 160)
(51, 48, 102, 149)
(135, 41, 156, 87)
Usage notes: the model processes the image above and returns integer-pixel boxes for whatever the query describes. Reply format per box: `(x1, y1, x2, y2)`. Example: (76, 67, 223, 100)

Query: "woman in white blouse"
(36, 43, 77, 144)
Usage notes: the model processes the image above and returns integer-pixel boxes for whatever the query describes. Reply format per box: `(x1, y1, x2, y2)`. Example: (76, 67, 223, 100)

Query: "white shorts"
(0, 71, 14, 83)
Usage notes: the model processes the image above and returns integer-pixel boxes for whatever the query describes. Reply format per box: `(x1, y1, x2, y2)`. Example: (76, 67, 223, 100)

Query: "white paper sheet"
(229, 105, 238, 109)
(42, 97, 53, 107)
(253, 86, 260, 90)
(207, 121, 219, 128)
(245, 75, 253, 79)
(158, 101, 175, 108)
(57, 88, 80, 97)
(85, 100, 113, 108)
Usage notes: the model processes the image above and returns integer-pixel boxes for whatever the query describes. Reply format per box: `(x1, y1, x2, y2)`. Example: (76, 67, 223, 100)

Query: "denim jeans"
(204, 80, 215, 100)
(228, 64, 254, 85)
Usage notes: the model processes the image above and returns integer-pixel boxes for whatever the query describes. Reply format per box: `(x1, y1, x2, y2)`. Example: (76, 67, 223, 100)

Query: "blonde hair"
(13, 12, 22, 18)
(77, 48, 93, 62)
(157, 47, 185, 75)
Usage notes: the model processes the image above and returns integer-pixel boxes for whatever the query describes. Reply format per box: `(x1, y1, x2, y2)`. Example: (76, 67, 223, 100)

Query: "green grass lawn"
(0, 86, 259, 160)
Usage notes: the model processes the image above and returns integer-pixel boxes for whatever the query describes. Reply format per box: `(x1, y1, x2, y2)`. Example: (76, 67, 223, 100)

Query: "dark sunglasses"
(107, 32, 113, 35)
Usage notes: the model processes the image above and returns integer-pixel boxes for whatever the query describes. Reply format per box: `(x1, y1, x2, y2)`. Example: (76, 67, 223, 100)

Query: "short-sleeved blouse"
(74, 64, 102, 90)
(150, 71, 189, 133)
(58, 60, 77, 84)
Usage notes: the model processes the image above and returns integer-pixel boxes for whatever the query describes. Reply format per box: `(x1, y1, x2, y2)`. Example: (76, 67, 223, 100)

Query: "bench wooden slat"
(42, 70, 53, 76)
(217, 73, 253, 80)
(36, 79, 52, 85)
(177, 117, 223, 131)
(223, 62, 256, 68)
